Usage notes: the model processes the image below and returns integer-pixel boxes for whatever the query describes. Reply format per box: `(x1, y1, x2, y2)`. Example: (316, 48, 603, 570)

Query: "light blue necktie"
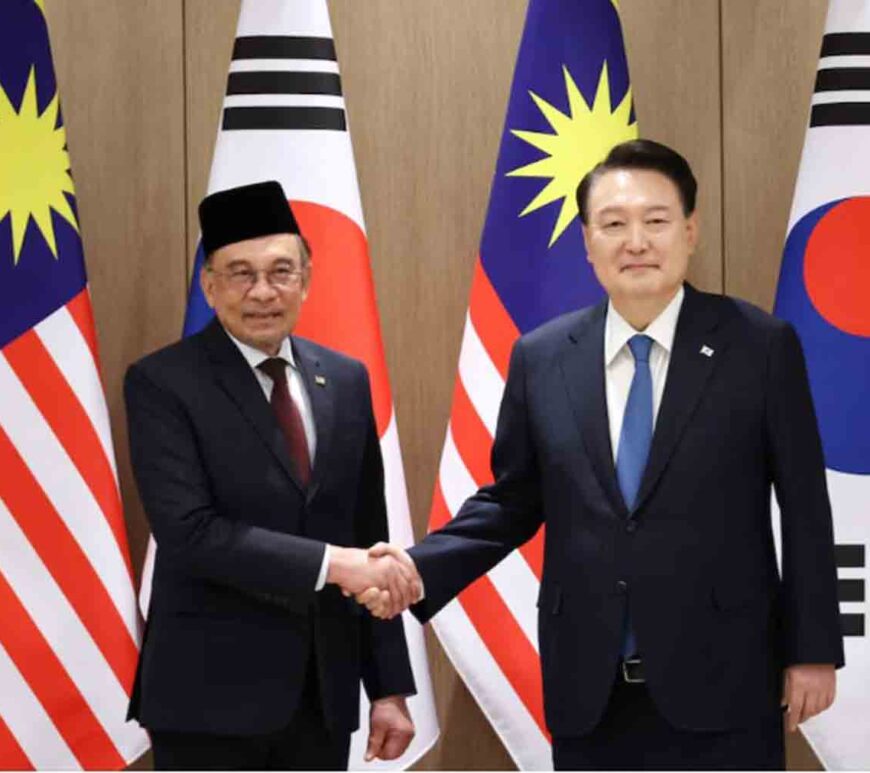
(615, 334, 653, 657)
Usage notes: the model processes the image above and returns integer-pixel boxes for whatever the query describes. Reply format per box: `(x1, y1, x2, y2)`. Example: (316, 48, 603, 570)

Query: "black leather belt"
(620, 657, 645, 684)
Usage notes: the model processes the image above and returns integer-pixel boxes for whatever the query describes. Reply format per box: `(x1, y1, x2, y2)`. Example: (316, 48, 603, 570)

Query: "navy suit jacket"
(125, 319, 415, 736)
(410, 285, 843, 736)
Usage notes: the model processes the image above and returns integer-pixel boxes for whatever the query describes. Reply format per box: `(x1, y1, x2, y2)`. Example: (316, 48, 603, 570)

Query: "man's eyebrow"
(595, 204, 674, 217)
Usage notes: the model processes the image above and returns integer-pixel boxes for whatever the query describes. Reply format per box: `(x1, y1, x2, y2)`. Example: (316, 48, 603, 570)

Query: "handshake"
(327, 542, 422, 619)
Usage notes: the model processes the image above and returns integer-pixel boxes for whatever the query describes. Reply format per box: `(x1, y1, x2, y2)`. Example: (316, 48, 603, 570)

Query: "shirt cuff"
(315, 544, 329, 591)
(407, 552, 425, 601)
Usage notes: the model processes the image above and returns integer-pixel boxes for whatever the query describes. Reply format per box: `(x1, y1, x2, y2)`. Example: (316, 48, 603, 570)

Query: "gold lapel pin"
(315, 375, 327, 386)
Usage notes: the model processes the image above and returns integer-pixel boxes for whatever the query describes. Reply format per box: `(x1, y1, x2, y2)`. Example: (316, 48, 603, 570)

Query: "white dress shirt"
(604, 285, 685, 462)
(225, 331, 330, 590)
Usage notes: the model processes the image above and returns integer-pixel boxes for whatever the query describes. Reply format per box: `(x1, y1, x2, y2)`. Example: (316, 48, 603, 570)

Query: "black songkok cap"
(198, 180, 301, 255)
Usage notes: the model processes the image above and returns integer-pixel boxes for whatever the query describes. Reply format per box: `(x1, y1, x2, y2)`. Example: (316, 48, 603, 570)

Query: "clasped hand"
(327, 542, 420, 619)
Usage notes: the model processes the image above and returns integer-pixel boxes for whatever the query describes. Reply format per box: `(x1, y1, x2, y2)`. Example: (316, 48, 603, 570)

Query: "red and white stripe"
(0, 289, 149, 770)
(428, 260, 552, 769)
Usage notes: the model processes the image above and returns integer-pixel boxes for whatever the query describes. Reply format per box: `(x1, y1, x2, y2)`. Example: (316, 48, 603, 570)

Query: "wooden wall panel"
(43, 0, 187, 582)
(185, 0, 240, 263)
(722, 0, 828, 310)
(621, 0, 723, 293)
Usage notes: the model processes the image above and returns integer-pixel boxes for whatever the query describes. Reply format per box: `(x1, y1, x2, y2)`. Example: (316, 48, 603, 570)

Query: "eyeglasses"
(207, 266, 305, 291)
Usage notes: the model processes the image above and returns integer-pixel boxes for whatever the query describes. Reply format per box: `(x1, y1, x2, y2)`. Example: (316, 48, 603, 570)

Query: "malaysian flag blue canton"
(0, 0, 86, 350)
(482, 0, 636, 335)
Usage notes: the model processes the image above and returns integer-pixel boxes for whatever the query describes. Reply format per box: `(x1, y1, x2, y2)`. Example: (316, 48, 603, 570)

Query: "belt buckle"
(621, 657, 645, 684)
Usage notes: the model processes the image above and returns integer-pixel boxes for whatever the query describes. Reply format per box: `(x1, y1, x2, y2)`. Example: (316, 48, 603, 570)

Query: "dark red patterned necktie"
(257, 357, 311, 487)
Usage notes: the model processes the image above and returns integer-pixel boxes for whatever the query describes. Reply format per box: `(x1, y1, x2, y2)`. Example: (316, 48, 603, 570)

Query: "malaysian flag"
(138, 1, 439, 768)
(425, 0, 636, 767)
(773, 1, 870, 767)
(0, 0, 147, 768)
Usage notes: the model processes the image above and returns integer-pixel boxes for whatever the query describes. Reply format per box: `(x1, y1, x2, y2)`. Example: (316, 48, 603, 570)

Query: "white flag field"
(138, 0, 439, 768)
(773, 1, 870, 768)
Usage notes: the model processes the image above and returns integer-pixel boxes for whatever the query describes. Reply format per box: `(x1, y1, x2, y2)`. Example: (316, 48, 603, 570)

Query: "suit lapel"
(202, 320, 305, 492)
(292, 337, 334, 503)
(559, 302, 628, 519)
(633, 285, 726, 513)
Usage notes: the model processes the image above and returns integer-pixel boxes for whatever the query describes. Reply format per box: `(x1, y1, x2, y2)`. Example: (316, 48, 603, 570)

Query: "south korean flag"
(774, 1, 870, 768)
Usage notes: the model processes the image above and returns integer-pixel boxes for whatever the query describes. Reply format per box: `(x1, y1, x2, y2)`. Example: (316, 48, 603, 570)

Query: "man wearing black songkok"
(124, 181, 418, 770)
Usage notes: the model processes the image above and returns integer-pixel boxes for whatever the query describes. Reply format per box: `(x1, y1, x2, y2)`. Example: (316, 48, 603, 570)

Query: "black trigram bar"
(835, 545, 865, 637)
(227, 71, 342, 97)
(815, 67, 870, 91)
(810, 103, 870, 127)
(223, 106, 346, 131)
(838, 579, 865, 602)
(821, 32, 870, 57)
(841, 613, 865, 637)
(835, 544, 866, 568)
(232, 36, 336, 61)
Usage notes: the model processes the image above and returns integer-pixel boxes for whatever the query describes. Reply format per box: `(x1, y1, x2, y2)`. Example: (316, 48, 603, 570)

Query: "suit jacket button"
(616, 580, 628, 595)
(626, 520, 638, 533)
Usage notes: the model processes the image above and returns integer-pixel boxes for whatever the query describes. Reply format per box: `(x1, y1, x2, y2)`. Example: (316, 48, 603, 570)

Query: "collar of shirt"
(604, 284, 685, 366)
(223, 328, 298, 375)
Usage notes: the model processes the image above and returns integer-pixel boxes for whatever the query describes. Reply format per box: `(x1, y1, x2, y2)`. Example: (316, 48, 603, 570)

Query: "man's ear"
(300, 262, 312, 302)
(686, 211, 700, 252)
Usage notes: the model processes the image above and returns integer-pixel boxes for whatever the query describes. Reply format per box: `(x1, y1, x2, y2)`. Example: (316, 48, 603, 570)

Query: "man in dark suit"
(362, 140, 844, 769)
(125, 181, 419, 770)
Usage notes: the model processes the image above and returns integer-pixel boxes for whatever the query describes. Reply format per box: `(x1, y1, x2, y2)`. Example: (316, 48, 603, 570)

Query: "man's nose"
(625, 222, 648, 253)
(247, 272, 279, 299)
